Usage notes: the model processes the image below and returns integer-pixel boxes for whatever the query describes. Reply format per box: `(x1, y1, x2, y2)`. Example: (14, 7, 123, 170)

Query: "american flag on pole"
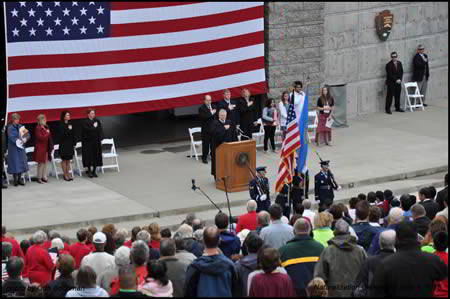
(275, 102, 301, 193)
(4, 2, 266, 123)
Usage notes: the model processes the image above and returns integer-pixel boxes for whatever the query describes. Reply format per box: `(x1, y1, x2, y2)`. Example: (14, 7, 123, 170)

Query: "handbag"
(325, 117, 334, 129)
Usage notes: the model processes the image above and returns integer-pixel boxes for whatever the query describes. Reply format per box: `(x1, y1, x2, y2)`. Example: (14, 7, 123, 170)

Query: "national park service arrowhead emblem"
(375, 10, 393, 41)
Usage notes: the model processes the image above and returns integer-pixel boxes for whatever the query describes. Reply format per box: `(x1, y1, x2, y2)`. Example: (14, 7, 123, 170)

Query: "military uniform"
(314, 161, 338, 209)
(249, 166, 271, 212)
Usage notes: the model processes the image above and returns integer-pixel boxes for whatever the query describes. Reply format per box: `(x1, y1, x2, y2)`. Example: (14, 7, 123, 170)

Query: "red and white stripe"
(6, 2, 266, 123)
(275, 115, 301, 193)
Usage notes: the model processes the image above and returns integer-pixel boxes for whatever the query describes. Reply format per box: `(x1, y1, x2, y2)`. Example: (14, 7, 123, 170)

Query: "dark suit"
(385, 60, 403, 112)
(419, 200, 440, 221)
(249, 176, 270, 212)
(210, 119, 238, 178)
(238, 97, 257, 140)
(412, 53, 429, 82)
(314, 170, 338, 209)
(435, 186, 448, 211)
(198, 103, 216, 161)
(218, 99, 240, 125)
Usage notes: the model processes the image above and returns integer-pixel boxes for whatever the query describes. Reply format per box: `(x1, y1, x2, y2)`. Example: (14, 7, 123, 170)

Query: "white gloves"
(260, 194, 267, 201)
(16, 139, 24, 149)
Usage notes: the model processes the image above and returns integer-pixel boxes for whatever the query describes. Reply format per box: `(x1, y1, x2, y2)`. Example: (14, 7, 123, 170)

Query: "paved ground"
(2, 98, 448, 238)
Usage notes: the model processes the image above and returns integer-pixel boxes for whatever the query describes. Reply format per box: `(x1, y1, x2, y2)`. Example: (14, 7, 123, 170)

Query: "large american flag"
(5, 2, 266, 123)
(275, 102, 301, 193)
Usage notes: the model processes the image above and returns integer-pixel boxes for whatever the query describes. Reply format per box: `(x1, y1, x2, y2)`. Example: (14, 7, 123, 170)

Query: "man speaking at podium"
(210, 109, 238, 180)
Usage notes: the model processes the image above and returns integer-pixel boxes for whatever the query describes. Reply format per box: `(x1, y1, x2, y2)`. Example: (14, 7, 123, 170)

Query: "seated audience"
(314, 219, 367, 297)
(279, 218, 325, 297)
(236, 200, 259, 233)
(249, 247, 296, 297)
(1, 256, 28, 297)
(139, 260, 173, 297)
(369, 221, 448, 297)
(215, 212, 241, 259)
(260, 204, 294, 249)
(44, 254, 75, 297)
(66, 265, 109, 297)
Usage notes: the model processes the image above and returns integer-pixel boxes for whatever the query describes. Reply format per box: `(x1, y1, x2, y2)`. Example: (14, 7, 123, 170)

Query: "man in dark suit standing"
(210, 109, 238, 180)
(314, 160, 339, 211)
(412, 44, 429, 107)
(218, 89, 240, 126)
(385, 51, 404, 114)
(238, 88, 257, 140)
(198, 94, 217, 164)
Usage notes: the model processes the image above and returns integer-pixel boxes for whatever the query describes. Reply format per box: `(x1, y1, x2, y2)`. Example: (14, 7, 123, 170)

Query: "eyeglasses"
(419, 48, 425, 50)
(391, 56, 397, 58)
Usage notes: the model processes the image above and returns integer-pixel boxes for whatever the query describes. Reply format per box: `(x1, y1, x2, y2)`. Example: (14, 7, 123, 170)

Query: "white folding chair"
(51, 144, 74, 180)
(188, 127, 202, 161)
(101, 138, 120, 173)
(252, 118, 265, 149)
(3, 151, 9, 185)
(307, 111, 319, 143)
(403, 82, 425, 112)
(74, 142, 84, 176)
(25, 146, 38, 182)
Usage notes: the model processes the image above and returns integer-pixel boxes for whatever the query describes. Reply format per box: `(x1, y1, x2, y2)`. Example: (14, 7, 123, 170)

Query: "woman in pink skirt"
(315, 86, 335, 146)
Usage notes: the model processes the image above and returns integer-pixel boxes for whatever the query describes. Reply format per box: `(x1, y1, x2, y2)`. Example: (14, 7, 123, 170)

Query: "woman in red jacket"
(23, 230, 55, 286)
(33, 114, 53, 184)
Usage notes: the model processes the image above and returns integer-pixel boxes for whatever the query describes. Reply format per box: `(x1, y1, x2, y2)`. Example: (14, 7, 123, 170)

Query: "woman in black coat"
(59, 110, 76, 181)
(81, 108, 104, 178)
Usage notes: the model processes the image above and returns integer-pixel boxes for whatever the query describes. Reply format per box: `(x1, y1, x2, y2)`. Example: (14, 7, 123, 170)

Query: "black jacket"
(81, 118, 104, 167)
(369, 242, 447, 297)
(435, 186, 448, 212)
(59, 121, 76, 158)
(385, 60, 404, 85)
(44, 276, 75, 297)
(210, 119, 238, 177)
(412, 53, 430, 82)
(238, 97, 257, 128)
(198, 103, 217, 135)
(217, 99, 240, 125)
(412, 215, 431, 237)
(419, 200, 440, 221)
(353, 249, 395, 297)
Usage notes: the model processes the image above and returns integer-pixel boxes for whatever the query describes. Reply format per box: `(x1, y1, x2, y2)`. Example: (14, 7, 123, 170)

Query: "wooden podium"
(215, 140, 256, 192)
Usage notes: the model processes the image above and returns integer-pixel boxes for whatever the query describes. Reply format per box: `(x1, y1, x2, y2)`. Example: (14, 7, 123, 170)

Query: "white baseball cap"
(93, 232, 106, 244)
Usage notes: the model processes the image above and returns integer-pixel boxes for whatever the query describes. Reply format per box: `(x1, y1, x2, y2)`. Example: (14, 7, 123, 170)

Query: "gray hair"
(258, 211, 270, 226)
(379, 229, 396, 250)
(302, 200, 312, 209)
(417, 44, 424, 49)
(115, 228, 129, 243)
(294, 218, 311, 235)
(176, 224, 194, 239)
(136, 230, 151, 243)
(411, 203, 426, 218)
(32, 230, 47, 244)
(48, 230, 61, 240)
(131, 240, 149, 266)
(388, 207, 404, 224)
(219, 109, 227, 115)
(2, 242, 13, 258)
(193, 229, 204, 242)
(114, 246, 131, 267)
(51, 238, 64, 250)
(334, 219, 349, 235)
(247, 200, 257, 212)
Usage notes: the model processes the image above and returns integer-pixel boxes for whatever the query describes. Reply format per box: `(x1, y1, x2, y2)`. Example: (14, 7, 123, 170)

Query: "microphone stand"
(222, 177, 234, 234)
(192, 185, 222, 213)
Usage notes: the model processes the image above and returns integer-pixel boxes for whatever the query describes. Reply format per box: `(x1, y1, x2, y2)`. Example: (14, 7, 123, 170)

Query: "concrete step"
(9, 171, 446, 242)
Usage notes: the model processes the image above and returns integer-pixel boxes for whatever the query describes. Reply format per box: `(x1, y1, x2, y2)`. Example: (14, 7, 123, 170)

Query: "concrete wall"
(265, 2, 448, 117)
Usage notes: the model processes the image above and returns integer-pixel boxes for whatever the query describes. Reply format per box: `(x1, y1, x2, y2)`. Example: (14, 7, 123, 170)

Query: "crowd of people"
(1, 173, 447, 297)
(2, 108, 106, 188)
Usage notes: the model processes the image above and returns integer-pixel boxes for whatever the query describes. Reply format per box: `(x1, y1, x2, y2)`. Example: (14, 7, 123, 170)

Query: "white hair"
(379, 230, 396, 250)
(247, 200, 257, 212)
(176, 224, 194, 239)
(51, 238, 64, 250)
(32, 230, 47, 244)
(136, 230, 151, 243)
(114, 246, 131, 266)
(334, 219, 349, 234)
(281, 216, 289, 224)
(302, 200, 312, 209)
(388, 207, 404, 224)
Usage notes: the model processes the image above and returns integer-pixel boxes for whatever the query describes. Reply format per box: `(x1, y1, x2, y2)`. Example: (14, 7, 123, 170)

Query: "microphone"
(191, 179, 197, 191)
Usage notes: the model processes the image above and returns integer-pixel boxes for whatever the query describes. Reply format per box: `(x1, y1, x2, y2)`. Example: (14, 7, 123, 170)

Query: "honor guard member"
(314, 160, 339, 210)
(249, 166, 271, 212)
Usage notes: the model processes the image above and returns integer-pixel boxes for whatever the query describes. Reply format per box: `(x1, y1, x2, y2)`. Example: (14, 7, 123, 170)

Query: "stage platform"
(2, 98, 448, 239)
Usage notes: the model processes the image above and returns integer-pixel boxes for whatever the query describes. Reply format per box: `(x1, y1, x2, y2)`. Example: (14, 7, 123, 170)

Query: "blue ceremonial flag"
(296, 86, 309, 174)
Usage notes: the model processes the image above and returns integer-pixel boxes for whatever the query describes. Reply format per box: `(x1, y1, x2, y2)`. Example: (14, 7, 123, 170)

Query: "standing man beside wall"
(385, 52, 404, 114)
(412, 44, 430, 107)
